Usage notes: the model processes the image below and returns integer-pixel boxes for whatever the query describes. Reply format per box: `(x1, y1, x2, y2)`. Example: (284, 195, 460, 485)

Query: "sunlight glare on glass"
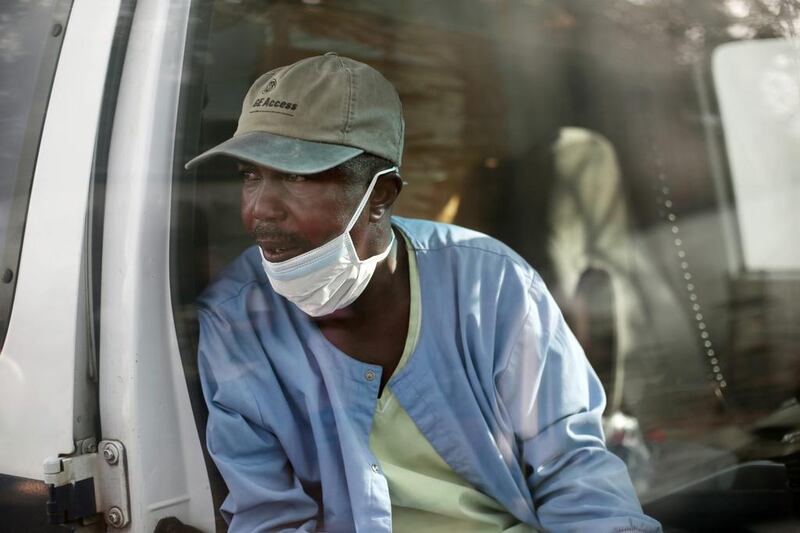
(725, 0, 751, 19)
(728, 23, 758, 39)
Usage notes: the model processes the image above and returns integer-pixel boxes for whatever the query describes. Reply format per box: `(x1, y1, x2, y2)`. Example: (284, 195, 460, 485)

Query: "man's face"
(238, 161, 369, 262)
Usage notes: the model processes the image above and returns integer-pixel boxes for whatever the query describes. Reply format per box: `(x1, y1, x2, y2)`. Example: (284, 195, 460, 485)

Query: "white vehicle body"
(0, 1, 214, 531)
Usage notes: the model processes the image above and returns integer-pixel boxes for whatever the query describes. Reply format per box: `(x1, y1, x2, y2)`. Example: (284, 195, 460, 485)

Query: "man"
(186, 53, 661, 532)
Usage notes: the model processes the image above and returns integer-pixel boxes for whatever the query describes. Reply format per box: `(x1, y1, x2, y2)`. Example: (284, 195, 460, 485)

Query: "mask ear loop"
(344, 166, 399, 234)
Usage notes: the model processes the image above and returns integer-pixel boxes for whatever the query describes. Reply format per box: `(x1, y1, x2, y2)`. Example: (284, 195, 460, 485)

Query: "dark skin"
(238, 160, 409, 392)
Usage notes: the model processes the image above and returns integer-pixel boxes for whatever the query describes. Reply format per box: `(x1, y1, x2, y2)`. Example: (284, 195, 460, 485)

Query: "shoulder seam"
(417, 242, 535, 285)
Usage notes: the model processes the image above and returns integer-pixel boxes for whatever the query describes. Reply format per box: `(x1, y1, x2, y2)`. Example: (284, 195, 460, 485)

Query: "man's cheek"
(240, 205, 254, 232)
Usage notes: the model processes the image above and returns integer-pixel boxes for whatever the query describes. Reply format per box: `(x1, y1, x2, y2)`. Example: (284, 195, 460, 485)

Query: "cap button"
(324, 51, 338, 57)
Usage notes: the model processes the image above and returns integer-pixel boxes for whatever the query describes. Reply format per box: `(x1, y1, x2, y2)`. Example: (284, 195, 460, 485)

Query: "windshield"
(173, 1, 800, 530)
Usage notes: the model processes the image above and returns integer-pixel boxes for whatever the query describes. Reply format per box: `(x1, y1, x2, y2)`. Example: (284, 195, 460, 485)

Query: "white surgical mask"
(261, 166, 398, 317)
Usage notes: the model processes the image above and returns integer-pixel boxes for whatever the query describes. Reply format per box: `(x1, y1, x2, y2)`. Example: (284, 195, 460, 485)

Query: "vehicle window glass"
(173, 2, 800, 531)
(0, 0, 71, 346)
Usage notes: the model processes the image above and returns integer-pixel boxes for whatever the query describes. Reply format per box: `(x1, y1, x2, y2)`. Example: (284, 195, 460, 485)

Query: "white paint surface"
(100, 0, 215, 530)
(0, 0, 121, 481)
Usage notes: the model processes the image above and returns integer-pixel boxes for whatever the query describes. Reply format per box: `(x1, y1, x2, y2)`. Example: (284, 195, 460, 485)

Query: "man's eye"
(285, 174, 307, 183)
(239, 169, 258, 181)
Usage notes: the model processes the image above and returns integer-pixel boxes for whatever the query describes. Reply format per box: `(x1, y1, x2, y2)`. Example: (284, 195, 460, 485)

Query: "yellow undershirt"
(369, 231, 537, 533)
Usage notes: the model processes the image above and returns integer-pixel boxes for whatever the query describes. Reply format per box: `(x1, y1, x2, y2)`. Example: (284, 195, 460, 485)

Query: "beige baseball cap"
(185, 52, 404, 173)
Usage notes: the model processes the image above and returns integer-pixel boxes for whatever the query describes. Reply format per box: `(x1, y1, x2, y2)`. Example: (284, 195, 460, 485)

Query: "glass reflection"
(175, 0, 800, 529)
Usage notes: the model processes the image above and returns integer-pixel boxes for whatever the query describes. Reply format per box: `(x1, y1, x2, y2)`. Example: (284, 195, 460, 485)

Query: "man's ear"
(368, 171, 403, 221)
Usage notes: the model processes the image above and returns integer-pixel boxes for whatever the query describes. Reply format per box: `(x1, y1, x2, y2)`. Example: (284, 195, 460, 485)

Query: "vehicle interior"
(170, 1, 800, 531)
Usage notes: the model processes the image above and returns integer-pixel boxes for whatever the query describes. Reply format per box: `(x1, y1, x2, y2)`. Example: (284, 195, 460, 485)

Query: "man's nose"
(250, 177, 287, 221)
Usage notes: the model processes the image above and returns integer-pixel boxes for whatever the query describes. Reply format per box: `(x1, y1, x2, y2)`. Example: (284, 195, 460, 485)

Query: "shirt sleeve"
(498, 275, 662, 533)
(198, 308, 323, 533)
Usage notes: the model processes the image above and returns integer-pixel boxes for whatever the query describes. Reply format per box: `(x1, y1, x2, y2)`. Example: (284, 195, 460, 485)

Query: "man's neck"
(312, 227, 411, 376)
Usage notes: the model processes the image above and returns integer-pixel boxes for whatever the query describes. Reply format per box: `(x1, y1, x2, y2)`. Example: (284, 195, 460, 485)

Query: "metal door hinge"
(43, 440, 131, 528)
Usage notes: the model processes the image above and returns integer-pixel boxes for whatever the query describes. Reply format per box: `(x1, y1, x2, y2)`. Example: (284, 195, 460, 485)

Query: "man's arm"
(198, 308, 322, 533)
(498, 276, 662, 533)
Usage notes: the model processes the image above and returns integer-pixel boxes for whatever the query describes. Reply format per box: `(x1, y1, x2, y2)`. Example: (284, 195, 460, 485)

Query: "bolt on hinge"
(43, 440, 131, 528)
(77, 437, 98, 455)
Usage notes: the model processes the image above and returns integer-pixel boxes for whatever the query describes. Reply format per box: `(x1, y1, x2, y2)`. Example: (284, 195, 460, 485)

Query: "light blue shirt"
(198, 217, 662, 533)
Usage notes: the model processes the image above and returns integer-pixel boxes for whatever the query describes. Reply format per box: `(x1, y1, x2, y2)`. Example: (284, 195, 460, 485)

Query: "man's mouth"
(252, 222, 313, 263)
(258, 240, 303, 263)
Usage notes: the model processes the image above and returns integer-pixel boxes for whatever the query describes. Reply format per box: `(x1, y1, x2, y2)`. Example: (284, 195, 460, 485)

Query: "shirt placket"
(311, 332, 393, 533)
(348, 362, 393, 533)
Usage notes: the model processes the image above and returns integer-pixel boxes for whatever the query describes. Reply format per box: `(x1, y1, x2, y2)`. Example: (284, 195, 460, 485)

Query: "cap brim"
(184, 131, 363, 174)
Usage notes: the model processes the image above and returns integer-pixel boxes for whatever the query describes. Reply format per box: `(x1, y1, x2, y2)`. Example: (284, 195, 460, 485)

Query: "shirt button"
(365, 370, 376, 382)
(371, 463, 380, 473)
